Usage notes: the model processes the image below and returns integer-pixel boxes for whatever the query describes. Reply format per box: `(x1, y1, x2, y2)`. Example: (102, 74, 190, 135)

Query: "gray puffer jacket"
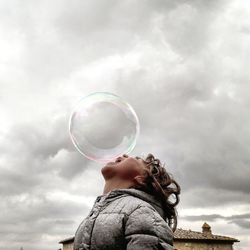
(74, 188, 173, 250)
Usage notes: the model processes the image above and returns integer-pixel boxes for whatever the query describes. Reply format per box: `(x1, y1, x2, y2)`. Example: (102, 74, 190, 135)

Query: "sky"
(0, 0, 249, 249)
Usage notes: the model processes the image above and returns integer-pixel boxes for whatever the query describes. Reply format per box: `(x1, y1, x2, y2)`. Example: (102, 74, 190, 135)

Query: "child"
(74, 153, 181, 250)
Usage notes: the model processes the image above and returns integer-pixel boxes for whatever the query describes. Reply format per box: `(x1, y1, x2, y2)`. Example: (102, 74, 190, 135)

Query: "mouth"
(106, 161, 117, 166)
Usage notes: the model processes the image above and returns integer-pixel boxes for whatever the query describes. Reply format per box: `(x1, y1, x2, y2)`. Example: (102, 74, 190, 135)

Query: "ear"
(133, 175, 146, 186)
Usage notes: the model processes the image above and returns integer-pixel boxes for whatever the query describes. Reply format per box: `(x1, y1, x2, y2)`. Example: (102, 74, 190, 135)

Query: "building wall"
(62, 242, 74, 250)
(62, 241, 234, 250)
(173, 242, 233, 250)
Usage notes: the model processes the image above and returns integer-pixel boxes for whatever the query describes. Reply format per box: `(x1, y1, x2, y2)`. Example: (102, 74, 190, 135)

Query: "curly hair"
(132, 153, 181, 232)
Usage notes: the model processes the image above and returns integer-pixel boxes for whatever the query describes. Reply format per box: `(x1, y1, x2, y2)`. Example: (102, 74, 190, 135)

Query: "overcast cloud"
(0, 0, 250, 249)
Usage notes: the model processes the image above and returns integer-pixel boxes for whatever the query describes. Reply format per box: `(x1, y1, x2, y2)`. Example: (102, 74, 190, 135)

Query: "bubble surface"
(69, 92, 140, 162)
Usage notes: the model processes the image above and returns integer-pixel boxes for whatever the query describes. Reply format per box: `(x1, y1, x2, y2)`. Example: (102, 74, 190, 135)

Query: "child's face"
(101, 154, 148, 181)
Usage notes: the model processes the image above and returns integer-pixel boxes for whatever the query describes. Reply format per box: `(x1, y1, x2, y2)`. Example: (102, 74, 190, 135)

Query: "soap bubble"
(69, 92, 140, 162)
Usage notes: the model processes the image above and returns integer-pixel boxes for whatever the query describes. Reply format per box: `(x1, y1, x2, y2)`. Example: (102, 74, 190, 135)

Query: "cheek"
(118, 163, 141, 179)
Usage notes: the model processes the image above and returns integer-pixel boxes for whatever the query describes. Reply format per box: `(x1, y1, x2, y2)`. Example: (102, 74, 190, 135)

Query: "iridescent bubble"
(69, 92, 140, 162)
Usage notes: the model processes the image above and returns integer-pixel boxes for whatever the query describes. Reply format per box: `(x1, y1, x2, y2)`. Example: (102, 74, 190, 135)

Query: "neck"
(102, 178, 134, 194)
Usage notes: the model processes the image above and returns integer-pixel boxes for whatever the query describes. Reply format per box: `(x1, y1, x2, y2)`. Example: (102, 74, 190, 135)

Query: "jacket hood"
(99, 188, 166, 220)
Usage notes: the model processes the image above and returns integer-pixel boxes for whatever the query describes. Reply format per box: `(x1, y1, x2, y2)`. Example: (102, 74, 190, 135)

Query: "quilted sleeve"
(124, 205, 174, 250)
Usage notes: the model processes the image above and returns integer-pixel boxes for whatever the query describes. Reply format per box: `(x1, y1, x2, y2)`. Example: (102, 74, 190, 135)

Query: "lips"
(106, 161, 117, 166)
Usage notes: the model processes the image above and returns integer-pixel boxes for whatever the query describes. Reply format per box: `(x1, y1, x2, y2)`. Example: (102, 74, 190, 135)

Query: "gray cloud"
(182, 213, 250, 230)
(0, 0, 250, 249)
(0, 195, 89, 250)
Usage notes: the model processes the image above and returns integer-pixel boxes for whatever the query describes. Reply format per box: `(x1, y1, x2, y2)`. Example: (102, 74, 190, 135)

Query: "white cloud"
(0, 0, 249, 249)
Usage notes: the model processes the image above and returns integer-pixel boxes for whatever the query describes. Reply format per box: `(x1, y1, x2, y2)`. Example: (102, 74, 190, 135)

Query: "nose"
(115, 157, 122, 162)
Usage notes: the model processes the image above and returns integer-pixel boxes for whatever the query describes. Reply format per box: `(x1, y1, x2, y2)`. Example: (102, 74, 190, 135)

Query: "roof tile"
(174, 228, 239, 242)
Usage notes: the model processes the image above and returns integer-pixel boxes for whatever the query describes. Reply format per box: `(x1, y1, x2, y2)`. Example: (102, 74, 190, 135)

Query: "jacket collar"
(101, 188, 166, 220)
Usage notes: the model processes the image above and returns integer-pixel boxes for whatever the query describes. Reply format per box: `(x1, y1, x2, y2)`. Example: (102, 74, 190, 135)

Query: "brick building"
(173, 222, 239, 250)
(59, 222, 239, 250)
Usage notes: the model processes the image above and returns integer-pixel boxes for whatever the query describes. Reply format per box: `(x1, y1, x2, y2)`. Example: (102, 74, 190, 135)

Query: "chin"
(101, 163, 112, 174)
(101, 164, 116, 180)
